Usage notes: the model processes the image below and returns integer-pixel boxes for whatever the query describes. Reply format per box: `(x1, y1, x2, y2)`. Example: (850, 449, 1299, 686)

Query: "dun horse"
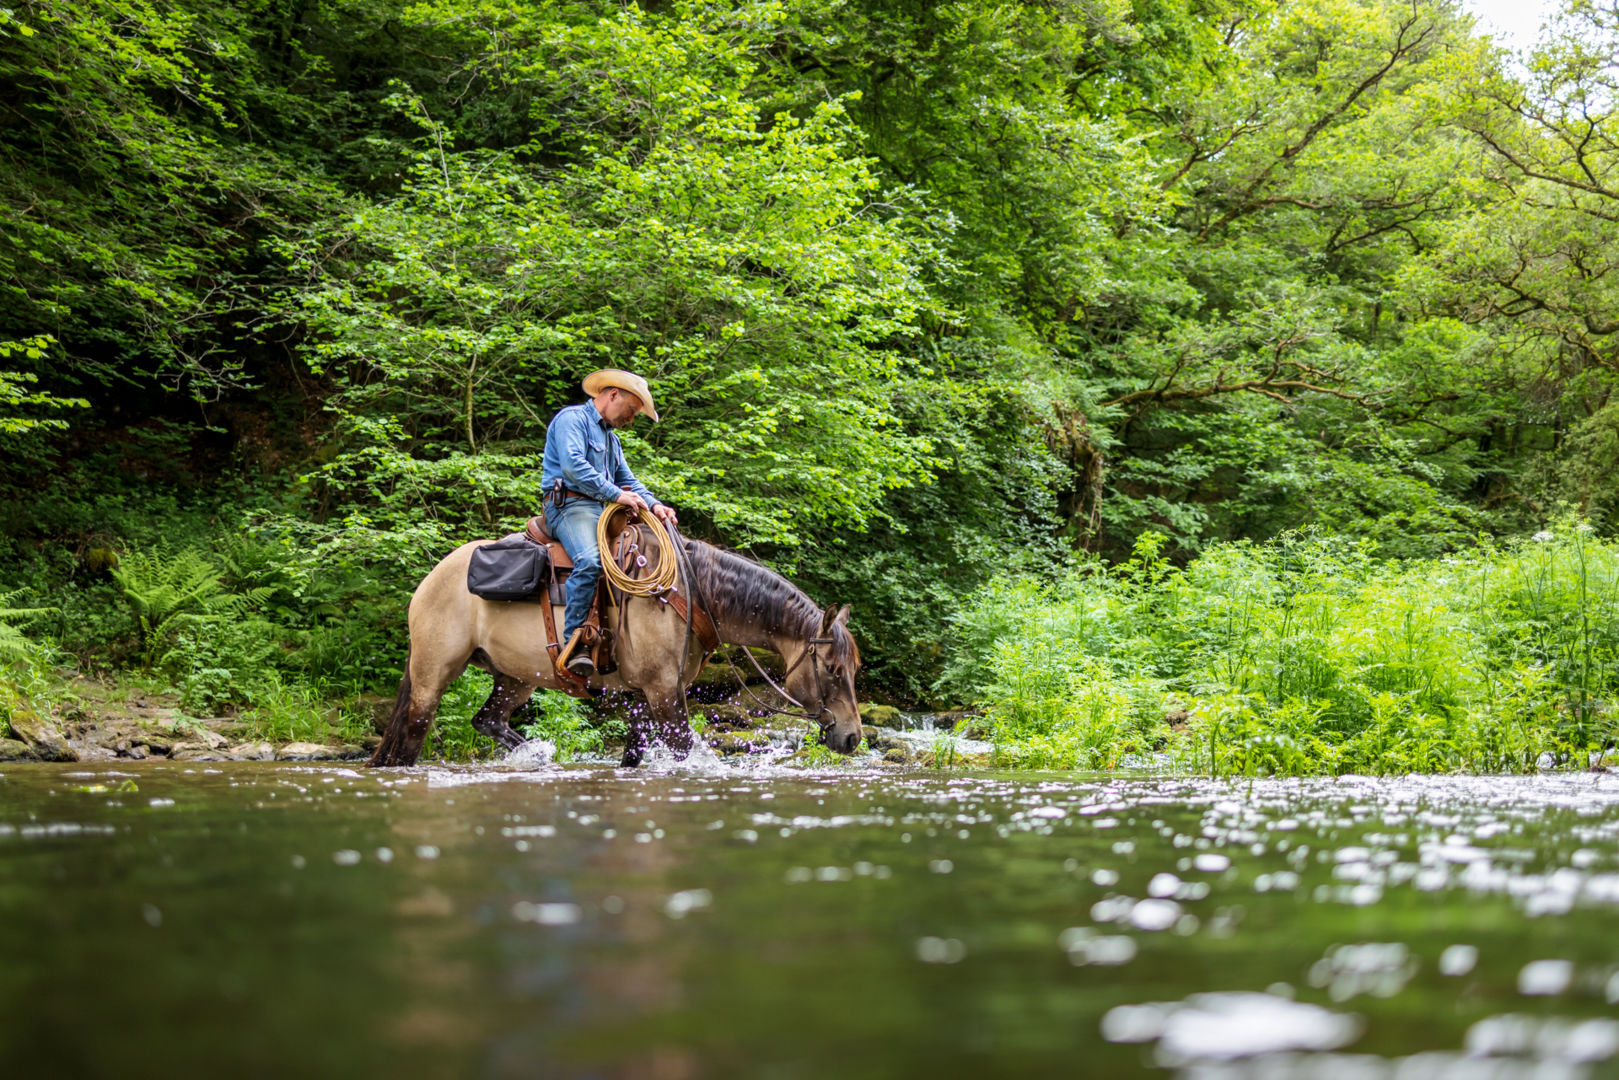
(369, 520, 863, 766)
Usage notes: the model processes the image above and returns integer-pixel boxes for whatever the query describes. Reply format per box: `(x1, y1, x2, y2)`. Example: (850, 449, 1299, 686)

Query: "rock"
(7, 707, 78, 762)
(170, 744, 229, 762)
(927, 709, 978, 730)
(695, 703, 761, 730)
(335, 744, 366, 760)
(176, 726, 229, 750)
(136, 734, 175, 754)
(202, 720, 253, 740)
(708, 730, 766, 757)
(122, 743, 149, 761)
(865, 730, 910, 753)
(275, 741, 364, 761)
(362, 734, 383, 752)
(882, 747, 913, 765)
(0, 738, 40, 762)
(232, 741, 275, 761)
(859, 703, 902, 728)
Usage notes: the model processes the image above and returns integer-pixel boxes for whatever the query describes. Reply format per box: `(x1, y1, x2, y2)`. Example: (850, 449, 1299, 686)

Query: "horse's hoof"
(620, 748, 644, 768)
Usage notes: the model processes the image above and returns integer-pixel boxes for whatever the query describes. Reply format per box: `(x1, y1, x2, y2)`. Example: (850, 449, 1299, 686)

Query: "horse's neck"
(706, 605, 797, 656)
(688, 548, 808, 658)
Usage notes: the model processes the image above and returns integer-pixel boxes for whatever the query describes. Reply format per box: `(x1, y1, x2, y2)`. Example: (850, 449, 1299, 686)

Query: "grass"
(950, 521, 1619, 776)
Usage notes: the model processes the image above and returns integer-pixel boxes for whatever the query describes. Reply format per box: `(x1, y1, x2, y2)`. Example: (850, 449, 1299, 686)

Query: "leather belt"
(547, 479, 602, 507)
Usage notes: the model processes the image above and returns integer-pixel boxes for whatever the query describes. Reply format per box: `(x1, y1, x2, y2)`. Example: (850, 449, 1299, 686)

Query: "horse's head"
(786, 604, 863, 755)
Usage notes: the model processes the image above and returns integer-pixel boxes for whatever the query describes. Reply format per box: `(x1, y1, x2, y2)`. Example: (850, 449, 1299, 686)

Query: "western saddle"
(522, 515, 718, 697)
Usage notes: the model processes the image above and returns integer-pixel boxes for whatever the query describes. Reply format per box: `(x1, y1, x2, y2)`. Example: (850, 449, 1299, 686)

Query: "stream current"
(5, 755, 1619, 1078)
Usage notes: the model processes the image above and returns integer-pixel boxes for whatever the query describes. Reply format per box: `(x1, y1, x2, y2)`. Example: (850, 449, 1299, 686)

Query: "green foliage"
(518, 691, 612, 762)
(240, 681, 339, 745)
(165, 618, 286, 715)
(0, 337, 86, 435)
(110, 546, 273, 671)
(954, 522, 1619, 775)
(11, 0, 1619, 721)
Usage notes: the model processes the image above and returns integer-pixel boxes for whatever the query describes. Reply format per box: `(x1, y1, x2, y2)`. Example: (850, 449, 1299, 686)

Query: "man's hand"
(653, 503, 679, 525)
(615, 489, 650, 515)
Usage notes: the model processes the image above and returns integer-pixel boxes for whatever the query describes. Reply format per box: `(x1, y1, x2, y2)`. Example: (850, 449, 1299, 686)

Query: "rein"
(728, 639, 838, 726)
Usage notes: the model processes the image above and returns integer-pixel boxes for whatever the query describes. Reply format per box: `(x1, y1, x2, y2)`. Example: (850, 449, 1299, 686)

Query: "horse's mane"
(679, 537, 860, 672)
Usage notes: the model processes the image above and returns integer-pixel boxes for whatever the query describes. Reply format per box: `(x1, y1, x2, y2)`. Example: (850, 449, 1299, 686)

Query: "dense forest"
(4, 0, 1619, 765)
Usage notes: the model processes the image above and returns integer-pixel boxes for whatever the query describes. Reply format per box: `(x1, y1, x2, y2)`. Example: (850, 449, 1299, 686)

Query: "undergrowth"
(949, 521, 1619, 776)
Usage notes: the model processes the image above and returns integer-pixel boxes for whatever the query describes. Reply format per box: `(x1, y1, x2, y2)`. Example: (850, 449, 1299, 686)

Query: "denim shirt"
(540, 402, 660, 507)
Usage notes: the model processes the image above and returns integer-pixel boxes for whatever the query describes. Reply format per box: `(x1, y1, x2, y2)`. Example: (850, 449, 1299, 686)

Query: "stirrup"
(559, 629, 595, 678)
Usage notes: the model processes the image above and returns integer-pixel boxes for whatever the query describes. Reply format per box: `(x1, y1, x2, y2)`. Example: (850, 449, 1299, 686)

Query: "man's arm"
(610, 433, 677, 522)
(608, 433, 660, 507)
(554, 409, 622, 503)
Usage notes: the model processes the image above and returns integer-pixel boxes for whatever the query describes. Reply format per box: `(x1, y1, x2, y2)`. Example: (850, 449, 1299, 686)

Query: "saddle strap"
(539, 563, 594, 698)
(664, 588, 721, 654)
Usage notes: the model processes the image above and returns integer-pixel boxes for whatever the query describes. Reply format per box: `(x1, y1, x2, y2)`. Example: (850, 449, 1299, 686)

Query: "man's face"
(601, 388, 643, 428)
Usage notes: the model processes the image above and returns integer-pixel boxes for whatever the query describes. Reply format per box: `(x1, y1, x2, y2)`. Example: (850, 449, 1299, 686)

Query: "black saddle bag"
(466, 534, 548, 601)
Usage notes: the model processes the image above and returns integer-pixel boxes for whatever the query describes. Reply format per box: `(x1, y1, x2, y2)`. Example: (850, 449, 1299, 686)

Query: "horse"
(367, 517, 863, 767)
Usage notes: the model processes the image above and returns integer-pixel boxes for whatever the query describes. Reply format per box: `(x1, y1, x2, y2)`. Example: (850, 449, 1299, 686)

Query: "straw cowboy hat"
(582, 368, 660, 422)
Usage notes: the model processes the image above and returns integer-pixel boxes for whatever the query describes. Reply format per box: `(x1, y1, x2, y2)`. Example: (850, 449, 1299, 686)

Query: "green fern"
(110, 546, 273, 670)
(0, 590, 55, 666)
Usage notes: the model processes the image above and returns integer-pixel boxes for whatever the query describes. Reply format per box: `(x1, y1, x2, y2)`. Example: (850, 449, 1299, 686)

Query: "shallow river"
(6, 755, 1619, 1078)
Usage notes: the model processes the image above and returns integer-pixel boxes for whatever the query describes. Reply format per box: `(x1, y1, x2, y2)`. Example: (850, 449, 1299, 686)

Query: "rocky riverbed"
(2, 666, 987, 768)
(0, 674, 379, 765)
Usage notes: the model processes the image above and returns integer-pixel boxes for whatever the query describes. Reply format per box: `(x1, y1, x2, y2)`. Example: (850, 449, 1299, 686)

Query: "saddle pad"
(467, 535, 548, 601)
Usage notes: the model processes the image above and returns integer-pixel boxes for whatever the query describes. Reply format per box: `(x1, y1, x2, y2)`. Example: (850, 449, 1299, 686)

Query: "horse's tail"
(367, 648, 415, 767)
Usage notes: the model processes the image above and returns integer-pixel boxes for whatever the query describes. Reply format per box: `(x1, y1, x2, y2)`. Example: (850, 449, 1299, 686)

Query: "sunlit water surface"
(6, 755, 1619, 1078)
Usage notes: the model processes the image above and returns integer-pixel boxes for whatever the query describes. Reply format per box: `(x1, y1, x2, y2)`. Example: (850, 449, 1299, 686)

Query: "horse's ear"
(834, 604, 851, 626)
(819, 605, 838, 636)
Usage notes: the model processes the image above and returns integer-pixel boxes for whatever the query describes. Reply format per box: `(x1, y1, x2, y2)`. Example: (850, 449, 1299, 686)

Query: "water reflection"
(6, 764, 1619, 1076)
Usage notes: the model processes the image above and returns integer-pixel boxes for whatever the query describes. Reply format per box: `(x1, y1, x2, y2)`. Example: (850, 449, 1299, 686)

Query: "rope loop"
(597, 502, 679, 598)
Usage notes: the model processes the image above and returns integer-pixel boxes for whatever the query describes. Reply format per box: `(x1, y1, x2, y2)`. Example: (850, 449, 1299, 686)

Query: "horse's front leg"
(621, 678, 692, 766)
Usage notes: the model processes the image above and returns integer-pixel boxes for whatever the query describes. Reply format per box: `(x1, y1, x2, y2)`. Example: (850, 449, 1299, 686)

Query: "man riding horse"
(541, 368, 677, 679)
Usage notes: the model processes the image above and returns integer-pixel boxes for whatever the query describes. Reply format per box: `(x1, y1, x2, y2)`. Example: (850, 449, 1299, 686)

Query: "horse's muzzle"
(822, 728, 862, 755)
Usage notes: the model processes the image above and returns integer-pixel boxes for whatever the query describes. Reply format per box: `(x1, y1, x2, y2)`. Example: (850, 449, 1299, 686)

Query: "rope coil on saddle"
(596, 502, 678, 597)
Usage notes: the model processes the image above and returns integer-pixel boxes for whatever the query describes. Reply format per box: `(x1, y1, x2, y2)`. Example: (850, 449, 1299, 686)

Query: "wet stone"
(7, 708, 77, 762)
(170, 746, 230, 762)
(859, 703, 902, 728)
(0, 738, 39, 762)
(231, 742, 275, 762)
(275, 742, 365, 761)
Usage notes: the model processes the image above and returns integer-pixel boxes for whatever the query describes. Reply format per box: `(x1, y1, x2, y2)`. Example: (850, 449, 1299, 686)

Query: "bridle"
(730, 638, 856, 737)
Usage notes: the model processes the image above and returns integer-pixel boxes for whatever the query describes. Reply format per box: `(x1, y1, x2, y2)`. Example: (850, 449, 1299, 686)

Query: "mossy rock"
(882, 747, 913, 765)
(0, 738, 40, 763)
(859, 703, 902, 728)
(707, 730, 765, 757)
(693, 703, 760, 730)
(7, 707, 77, 762)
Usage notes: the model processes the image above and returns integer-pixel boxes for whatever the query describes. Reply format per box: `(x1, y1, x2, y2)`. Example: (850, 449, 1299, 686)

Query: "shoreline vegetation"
(951, 522, 1619, 777)
(4, 521, 1617, 778)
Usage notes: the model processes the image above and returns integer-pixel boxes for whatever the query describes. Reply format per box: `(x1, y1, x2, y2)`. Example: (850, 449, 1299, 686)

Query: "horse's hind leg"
(369, 648, 463, 767)
(471, 672, 535, 753)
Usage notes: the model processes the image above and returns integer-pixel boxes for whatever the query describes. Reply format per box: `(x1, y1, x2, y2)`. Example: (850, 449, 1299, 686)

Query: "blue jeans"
(545, 497, 607, 642)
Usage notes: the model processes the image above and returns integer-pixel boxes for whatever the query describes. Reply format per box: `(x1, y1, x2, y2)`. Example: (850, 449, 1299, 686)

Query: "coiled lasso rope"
(596, 502, 680, 598)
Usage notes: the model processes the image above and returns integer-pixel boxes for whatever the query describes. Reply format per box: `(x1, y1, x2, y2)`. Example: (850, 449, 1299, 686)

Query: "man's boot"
(559, 628, 596, 679)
